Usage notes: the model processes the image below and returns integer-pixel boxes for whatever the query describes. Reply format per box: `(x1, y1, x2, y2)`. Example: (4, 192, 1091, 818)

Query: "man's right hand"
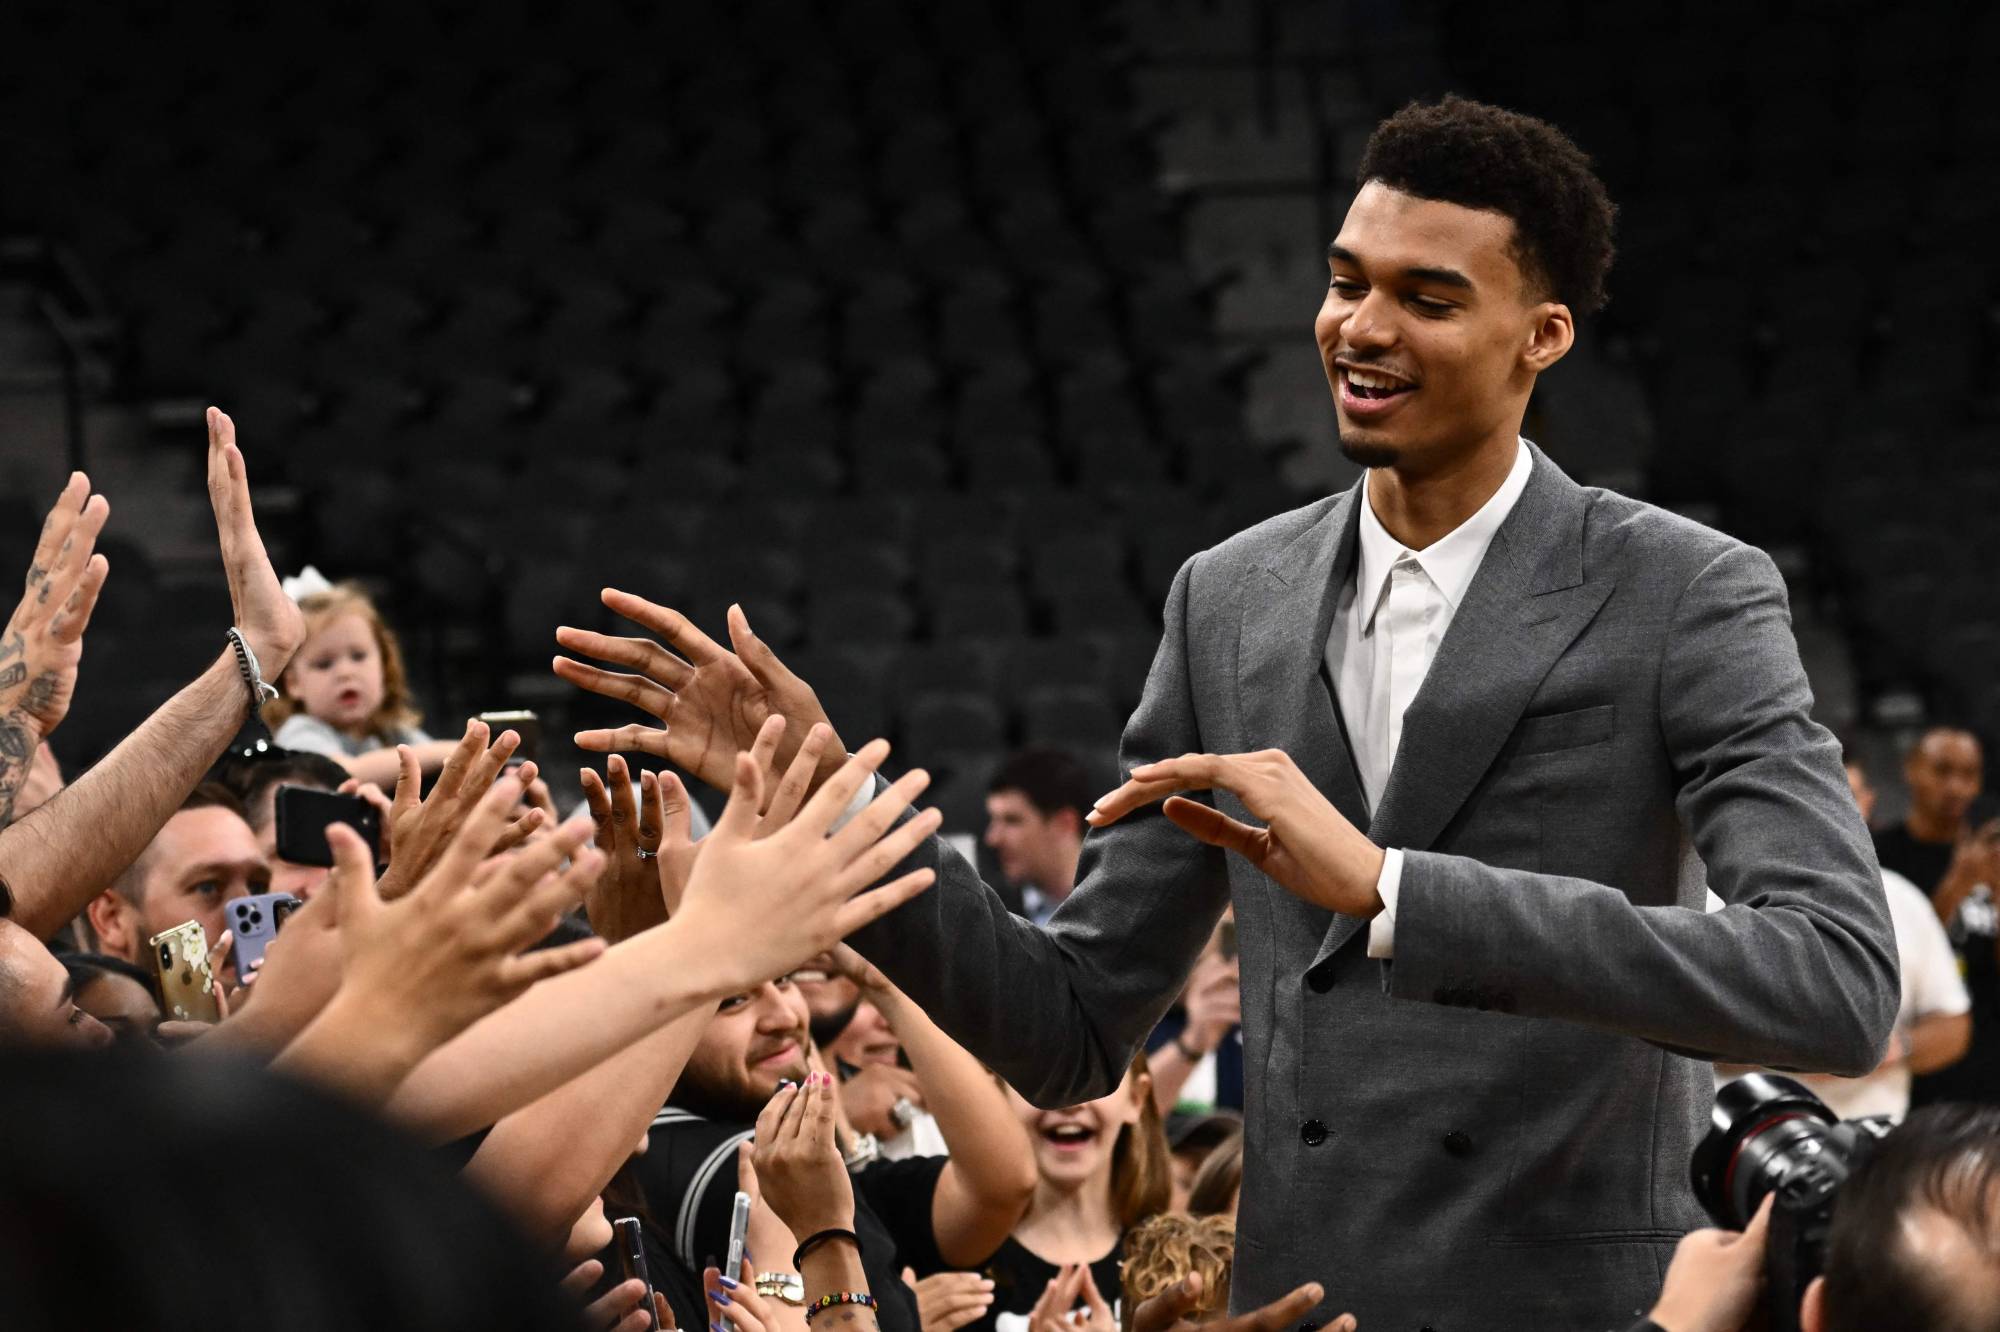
(374, 721, 540, 900)
(554, 594, 845, 794)
(205, 408, 303, 677)
(1131, 1274, 1342, 1332)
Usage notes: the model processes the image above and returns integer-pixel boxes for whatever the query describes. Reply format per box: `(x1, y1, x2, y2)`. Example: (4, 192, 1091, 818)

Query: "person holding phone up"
(754, 1073, 880, 1332)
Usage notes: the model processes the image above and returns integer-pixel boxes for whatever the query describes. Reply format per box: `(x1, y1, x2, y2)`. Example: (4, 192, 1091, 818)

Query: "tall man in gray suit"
(556, 96, 1898, 1332)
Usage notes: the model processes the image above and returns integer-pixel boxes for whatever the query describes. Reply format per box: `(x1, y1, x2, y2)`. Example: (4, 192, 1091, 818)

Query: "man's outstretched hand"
(206, 407, 303, 677)
(3, 472, 110, 744)
(554, 593, 844, 794)
(1089, 749, 1387, 918)
(1132, 1273, 1345, 1332)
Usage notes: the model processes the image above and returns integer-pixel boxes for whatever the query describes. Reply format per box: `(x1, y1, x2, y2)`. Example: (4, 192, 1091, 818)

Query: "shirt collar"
(1355, 439, 1534, 625)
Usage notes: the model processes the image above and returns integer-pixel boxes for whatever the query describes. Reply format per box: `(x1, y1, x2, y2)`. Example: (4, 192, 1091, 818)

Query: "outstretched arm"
(2, 409, 303, 937)
(1096, 547, 1898, 1075)
(553, 565, 1232, 1111)
(830, 947, 1037, 1266)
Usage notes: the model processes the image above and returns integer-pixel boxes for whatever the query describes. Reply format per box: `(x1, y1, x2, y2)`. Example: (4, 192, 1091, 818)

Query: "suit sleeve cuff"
(829, 766, 876, 832)
(1365, 848, 1405, 959)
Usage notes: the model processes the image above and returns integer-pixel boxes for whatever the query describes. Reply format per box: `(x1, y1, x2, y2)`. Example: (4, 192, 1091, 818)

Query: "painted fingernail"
(714, 1291, 731, 1306)
(718, 1276, 739, 1291)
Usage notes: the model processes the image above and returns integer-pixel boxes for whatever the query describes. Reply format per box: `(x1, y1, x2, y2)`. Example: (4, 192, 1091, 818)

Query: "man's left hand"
(1088, 749, 1386, 918)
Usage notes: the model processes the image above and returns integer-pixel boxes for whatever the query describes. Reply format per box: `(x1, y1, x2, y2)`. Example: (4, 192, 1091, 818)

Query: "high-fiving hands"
(1088, 749, 1387, 919)
(274, 771, 607, 1104)
(3, 473, 110, 743)
(672, 738, 941, 996)
(555, 593, 845, 794)
(205, 407, 302, 677)
(374, 720, 546, 901)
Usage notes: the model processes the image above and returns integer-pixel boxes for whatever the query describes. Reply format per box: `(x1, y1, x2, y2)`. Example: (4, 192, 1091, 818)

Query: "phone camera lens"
(248, 910, 263, 926)
(158, 944, 173, 967)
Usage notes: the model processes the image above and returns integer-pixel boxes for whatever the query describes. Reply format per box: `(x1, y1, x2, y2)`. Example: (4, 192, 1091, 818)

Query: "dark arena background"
(1, 0, 1994, 836)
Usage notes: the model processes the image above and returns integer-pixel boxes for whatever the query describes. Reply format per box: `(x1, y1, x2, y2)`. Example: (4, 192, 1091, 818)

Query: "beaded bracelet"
(804, 1292, 876, 1323)
(226, 628, 279, 714)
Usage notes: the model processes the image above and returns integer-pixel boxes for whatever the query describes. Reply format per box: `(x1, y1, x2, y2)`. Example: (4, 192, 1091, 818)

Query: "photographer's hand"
(1647, 1195, 1772, 1332)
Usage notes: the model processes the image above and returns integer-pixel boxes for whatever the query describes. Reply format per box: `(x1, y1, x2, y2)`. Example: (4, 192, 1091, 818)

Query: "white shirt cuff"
(1365, 848, 1405, 959)
(828, 766, 874, 833)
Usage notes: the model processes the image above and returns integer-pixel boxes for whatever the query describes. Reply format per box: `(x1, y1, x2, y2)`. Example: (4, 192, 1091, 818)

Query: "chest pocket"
(1510, 703, 1614, 756)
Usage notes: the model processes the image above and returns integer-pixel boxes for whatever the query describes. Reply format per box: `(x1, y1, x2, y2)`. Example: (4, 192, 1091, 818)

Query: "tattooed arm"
(0, 413, 302, 936)
(0, 473, 109, 835)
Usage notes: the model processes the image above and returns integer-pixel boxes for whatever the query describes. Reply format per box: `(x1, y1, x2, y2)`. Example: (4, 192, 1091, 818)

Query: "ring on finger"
(636, 847, 658, 860)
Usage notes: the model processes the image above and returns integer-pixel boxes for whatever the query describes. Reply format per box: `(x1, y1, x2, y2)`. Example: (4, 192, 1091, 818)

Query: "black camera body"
(1691, 1074, 1895, 1332)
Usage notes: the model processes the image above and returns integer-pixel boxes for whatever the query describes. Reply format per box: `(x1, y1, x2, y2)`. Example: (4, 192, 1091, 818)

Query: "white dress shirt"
(1324, 440, 1535, 958)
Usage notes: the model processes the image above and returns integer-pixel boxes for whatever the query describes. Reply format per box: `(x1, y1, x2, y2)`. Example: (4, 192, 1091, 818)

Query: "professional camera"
(1690, 1073, 1895, 1332)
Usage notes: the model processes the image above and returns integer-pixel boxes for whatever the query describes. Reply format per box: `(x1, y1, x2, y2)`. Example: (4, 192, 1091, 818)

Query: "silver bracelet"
(226, 628, 279, 713)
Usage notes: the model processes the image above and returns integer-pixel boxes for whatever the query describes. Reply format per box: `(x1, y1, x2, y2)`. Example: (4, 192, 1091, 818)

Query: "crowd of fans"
(0, 411, 1995, 1332)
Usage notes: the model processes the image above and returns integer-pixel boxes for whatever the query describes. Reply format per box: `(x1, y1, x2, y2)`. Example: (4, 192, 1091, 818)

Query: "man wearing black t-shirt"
(636, 974, 1018, 1332)
(1872, 727, 2000, 1107)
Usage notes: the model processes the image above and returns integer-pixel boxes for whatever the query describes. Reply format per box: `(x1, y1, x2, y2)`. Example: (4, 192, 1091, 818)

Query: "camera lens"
(1692, 1073, 1837, 1227)
(159, 943, 173, 967)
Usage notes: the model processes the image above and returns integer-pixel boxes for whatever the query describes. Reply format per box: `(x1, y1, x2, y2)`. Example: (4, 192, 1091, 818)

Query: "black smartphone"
(478, 710, 541, 764)
(226, 892, 303, 974)
(273, 785, 381, 868)
(613, 1217, 659, 1331)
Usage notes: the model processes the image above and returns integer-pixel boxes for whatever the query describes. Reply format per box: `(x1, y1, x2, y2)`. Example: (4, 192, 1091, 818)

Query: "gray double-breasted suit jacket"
(849, 446, 1897, 1331)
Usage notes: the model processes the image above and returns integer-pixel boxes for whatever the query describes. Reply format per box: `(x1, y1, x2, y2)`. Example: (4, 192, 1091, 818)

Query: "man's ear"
(1052, 808, 1086, 841)
(1800, 1275, 1826, 1332)
(1522, 301, 1574, 374)
(85, 890, 139, 964)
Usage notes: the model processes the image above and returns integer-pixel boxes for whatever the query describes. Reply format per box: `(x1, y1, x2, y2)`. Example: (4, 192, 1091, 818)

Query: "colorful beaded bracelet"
(804, 1292, 877, 1322)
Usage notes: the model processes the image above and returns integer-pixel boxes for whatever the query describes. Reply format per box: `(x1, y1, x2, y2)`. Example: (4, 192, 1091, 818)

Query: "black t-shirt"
(918, 1234, 1124, 1332)
(636, 1107, 944, 1332)
(1873, 826, 1955, 896)
(1876, 826, 2000, 1107)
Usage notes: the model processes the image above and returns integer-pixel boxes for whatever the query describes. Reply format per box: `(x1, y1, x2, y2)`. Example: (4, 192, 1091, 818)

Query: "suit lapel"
(1235, 487, 1369, 835)
(1365, 446, 1614, 856)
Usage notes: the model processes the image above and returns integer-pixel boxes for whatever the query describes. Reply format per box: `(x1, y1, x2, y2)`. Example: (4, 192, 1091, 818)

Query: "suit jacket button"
(1443, 1130, 1472, 1157)
(1307, 966, 1335, 994)
(1301, 1118, 1328, 1146)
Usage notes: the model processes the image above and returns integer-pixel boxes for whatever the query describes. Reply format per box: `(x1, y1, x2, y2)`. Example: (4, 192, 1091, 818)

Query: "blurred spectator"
(0, 1048, 589, 1331)
(81, 783, 268, 987)
(1163, 1112, 1239, 1213)
(824, 988, 950, 1159)
(213, 741, 352, 900)
(1118, 1213, 1235, 1332)
(60, 952, 160, 1046)
(1872, 728, 1999, 1108)
(1790, 759, 1972, 1119)
(968, 1051, 1170, 1332)
(1183, 1132, 1240, 1219)
(1845, 751, 1879, 826)
(0, 921, 112, 1049)
(263, 579, 458, 786)
(1144, 920, 1241, 1114)
(794, 947, 865, 1046)
(984, 750, 1093, 924)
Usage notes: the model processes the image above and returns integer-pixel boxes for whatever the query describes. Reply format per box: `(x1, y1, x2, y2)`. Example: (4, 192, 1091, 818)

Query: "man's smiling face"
(1315, 181, 1566, 475)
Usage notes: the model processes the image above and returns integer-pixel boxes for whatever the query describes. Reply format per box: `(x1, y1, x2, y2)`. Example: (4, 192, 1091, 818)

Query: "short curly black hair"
(1356, 95, 1617, 315)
